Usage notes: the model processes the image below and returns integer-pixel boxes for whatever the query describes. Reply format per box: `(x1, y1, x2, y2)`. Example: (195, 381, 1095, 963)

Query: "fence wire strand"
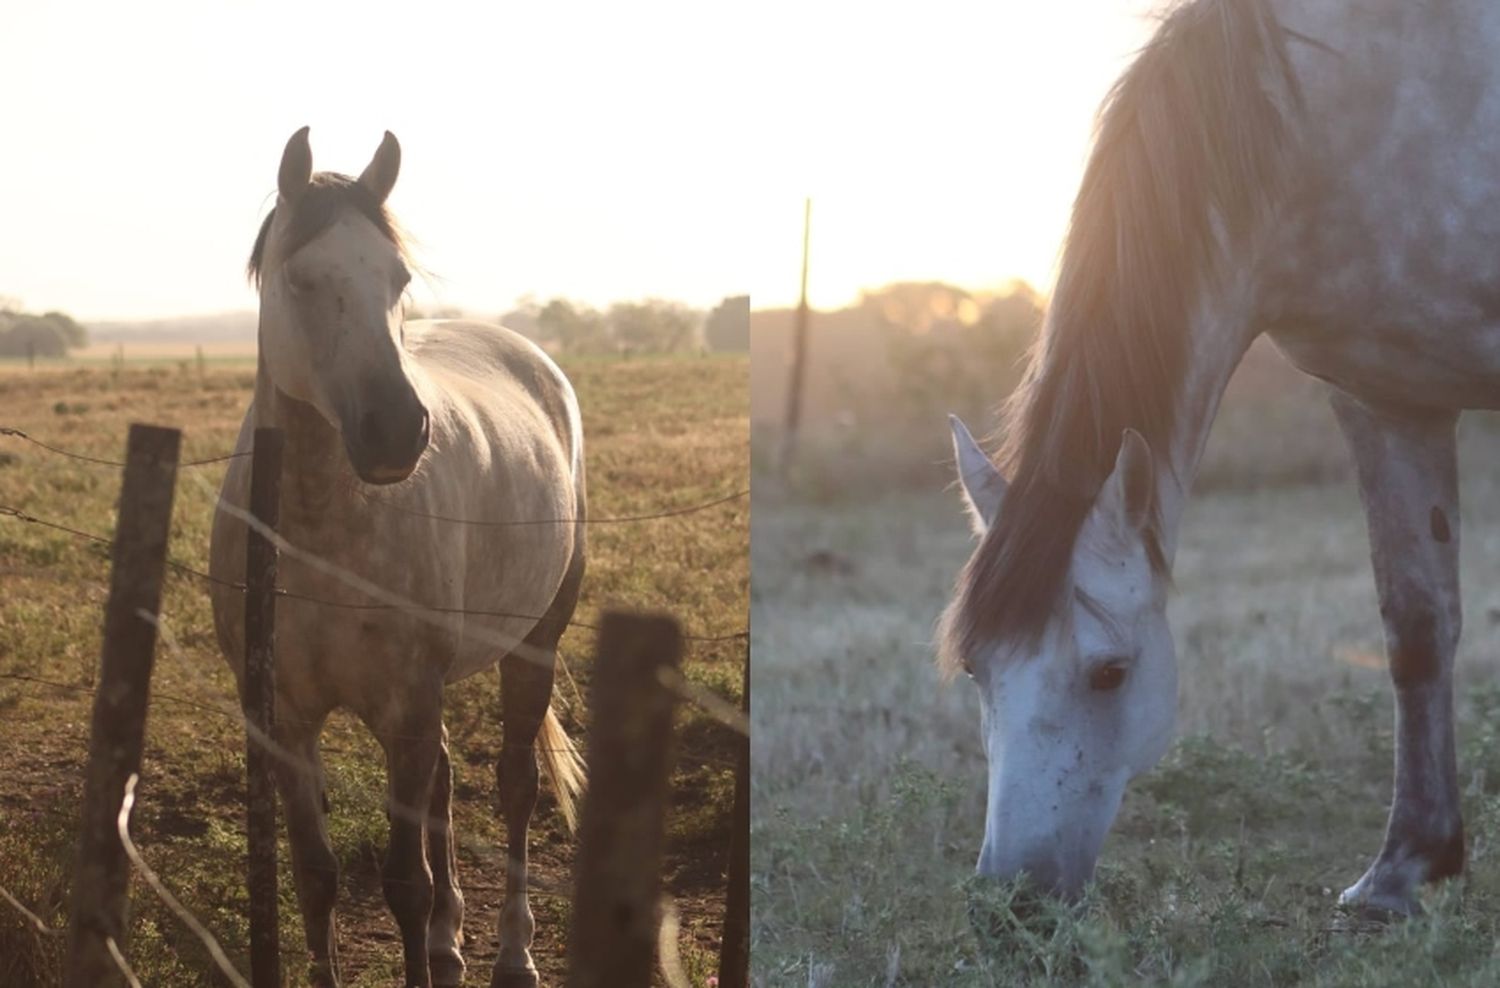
(1, 425, 748, 526)
(106, 937, 145, 988)
(0, 426, 248, 468)
(0, 883, 60, 936)
(0, 502, 749, 647)
(116, 773, 251, 987)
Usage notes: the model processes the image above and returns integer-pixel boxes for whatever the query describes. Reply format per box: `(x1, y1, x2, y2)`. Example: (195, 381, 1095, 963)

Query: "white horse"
(942, 0, 1499, 917)
(210, 128, 585, 987)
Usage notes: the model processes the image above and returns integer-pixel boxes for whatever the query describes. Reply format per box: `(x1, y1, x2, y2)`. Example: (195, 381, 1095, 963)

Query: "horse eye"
(393, 267, 412, 293)
(1088, 662, 1128, 692)
(286, 271, 315, 295)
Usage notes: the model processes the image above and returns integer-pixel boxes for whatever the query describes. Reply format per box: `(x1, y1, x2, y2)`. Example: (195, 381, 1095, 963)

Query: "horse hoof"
(431, 952, 467, 987)
(1338, 872, 1420, 918)
(488, 967, 539, 988)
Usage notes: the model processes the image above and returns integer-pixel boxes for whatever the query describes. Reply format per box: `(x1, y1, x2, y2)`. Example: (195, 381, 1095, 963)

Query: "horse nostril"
(358, 409, 384, 451)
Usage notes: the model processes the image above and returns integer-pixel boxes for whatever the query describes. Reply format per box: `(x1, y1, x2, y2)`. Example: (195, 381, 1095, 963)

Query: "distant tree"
(500, 295, 542, 340)
(0, 316, 69, 357)
(879, 281, 1044, 423)
(859, 281, 981, 335)
(608, 299, 698, 353)
(40, 310, 88, 347)
(537, 298, 610, 352)
(0, 306, 89, 359)
(704, 295, 750, 352)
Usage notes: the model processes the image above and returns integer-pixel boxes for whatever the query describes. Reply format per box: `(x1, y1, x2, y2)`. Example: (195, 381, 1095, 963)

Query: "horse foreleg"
(1333, 394, 1464, 915)
(270, 711, 341, 986)
(426, 723, 466, 987)
(381, 703, 443, 987)
(491, 650, 554, 988)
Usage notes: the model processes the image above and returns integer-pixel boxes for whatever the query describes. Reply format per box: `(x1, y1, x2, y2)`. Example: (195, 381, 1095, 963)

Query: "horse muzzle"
(347, 401, 430, 485)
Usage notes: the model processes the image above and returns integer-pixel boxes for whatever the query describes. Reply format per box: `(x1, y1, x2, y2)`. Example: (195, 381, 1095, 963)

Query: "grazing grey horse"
(210, 128, 585, 987)
(942, 0, 1500, 916)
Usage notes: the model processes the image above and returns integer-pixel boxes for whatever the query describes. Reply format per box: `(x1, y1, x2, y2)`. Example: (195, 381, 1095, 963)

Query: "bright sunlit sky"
(2, 1, 1158, 321)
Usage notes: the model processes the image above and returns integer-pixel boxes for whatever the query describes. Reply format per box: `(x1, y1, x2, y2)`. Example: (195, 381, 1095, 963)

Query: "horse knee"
(383, 858, 434, 928)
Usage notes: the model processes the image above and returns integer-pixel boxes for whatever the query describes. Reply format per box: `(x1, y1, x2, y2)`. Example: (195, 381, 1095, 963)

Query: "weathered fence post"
(717, 651, 750, 988)
(566, 612, 683, 988)
(63, 424, 181, 988)
(244, 427, 283, 988)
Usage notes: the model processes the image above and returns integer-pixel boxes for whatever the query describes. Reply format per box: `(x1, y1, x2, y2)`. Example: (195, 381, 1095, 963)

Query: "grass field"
(751, 359, 1500, 986)
(0, 353, 747, 985)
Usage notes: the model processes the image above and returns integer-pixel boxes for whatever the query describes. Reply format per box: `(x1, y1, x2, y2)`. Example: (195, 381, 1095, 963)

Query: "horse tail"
(538, 700, 586, 833)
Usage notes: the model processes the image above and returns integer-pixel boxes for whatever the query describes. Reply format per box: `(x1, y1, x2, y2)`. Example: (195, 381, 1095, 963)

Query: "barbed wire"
(0, 668, 741, 772)
(0, 881, 143, 987)
(117, 773, 251, 987)
(0, 882, 60, 936)
(0, 426, 247, 468)
(0, 426, 749, 526)
(0, 503, 749, 646)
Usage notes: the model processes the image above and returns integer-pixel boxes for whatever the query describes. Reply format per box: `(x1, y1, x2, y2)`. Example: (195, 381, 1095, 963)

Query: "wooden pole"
(566, 613, 683, 988)
(779, 198, 812, 474)
(244, 427, 283, 988)
(717, 650, 750, 988)
(63, 424, 181, 988)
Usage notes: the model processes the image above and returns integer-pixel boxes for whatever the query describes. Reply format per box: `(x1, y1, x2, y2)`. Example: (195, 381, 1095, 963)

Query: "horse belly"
(1268, 324, 1500, 411)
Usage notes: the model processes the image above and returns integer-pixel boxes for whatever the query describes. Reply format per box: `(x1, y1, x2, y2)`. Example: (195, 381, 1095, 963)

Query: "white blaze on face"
(950, 416, 1178, 897)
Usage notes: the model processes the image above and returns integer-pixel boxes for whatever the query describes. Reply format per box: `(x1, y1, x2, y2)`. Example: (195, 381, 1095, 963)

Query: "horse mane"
(938, 0, 1300, 673)
(247, 172, 406, 286)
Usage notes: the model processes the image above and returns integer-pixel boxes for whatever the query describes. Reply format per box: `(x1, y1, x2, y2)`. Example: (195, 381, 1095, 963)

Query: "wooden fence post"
(63, 424, 181, 987)
(244, 427, 283, 988)
(566, 612, 683, 988)
(717, 652, 750, 987)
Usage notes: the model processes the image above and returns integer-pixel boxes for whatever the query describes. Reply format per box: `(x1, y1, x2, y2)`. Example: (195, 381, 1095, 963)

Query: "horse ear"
(950, 414, 1006, 535)
(359, 131, 401, 204)
(1096, 428, 1154, 535)
(278, 126, 312, 204)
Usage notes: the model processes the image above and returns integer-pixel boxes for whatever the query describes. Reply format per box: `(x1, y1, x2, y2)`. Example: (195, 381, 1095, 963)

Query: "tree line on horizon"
(489, 294, 749, 355)
(0, 301, 88, 359)
(749, 279, 1044, 433)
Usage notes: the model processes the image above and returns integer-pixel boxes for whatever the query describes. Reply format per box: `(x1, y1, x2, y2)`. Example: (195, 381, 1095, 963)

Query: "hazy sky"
(2, 0, 1157, 320)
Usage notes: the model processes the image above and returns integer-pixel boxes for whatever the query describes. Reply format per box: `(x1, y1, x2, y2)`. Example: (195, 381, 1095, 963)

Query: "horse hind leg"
(271, 711, 342, 986)
(491, 548, 586, 988)
(1332, 394, 1464, 916)
(426, 722, 466, 986)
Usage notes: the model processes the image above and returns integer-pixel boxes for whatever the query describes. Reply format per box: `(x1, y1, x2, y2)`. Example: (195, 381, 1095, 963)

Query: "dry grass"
(752, 366, 1500, 986)
(0, 353, 746, 986)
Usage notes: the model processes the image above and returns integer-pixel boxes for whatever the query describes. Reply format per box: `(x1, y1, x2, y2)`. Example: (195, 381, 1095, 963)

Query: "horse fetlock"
(1341, 827, 1466, 916)
(428, 946, 466, 988)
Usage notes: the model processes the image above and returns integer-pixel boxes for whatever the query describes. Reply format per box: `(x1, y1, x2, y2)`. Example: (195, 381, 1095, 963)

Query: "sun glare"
(2, 0, 1157, 320)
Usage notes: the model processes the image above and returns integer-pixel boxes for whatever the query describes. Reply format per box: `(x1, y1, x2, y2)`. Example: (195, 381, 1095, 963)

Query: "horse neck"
(251, 361, 353, 525)
(1153, 285, 1258, 563)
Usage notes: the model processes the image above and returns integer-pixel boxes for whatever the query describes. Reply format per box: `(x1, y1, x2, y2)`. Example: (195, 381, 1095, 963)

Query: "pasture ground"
(752, 363, 1500, 986)
(0, 352, 747, 986)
